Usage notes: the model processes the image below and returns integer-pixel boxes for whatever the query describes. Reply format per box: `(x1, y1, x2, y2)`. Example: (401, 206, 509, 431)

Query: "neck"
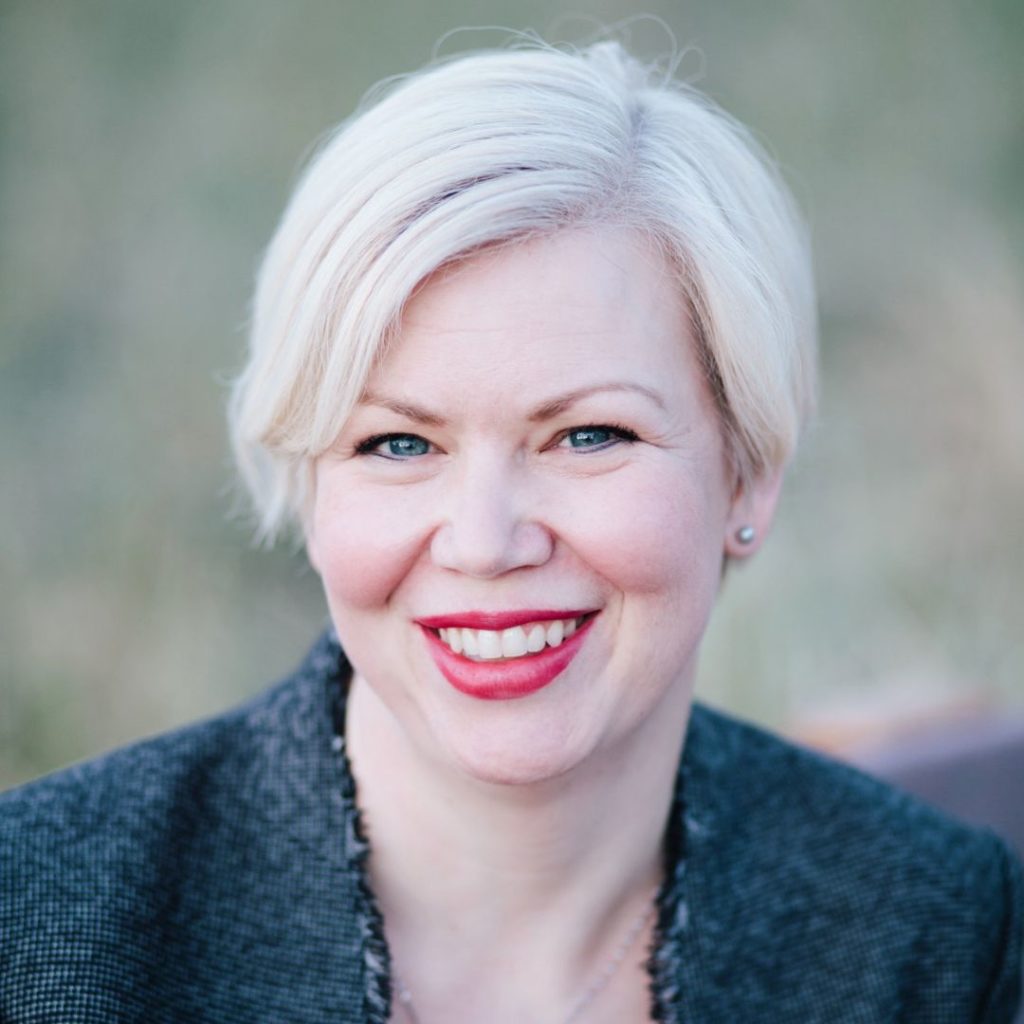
(345, 674, 691, 1021)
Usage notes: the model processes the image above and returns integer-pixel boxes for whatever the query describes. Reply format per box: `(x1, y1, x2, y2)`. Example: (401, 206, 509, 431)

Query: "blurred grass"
(2, 0, 1022, 788)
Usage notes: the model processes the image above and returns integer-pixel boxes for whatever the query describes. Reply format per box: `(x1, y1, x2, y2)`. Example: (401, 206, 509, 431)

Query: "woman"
(1, 39, 1020, 1023)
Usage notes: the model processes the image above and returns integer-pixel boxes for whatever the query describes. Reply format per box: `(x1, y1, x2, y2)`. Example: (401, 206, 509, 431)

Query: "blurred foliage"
(2, 0, 1022, 788)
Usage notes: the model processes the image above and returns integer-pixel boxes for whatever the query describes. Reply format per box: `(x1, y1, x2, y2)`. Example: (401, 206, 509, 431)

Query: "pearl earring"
(735, 525, 756, 545)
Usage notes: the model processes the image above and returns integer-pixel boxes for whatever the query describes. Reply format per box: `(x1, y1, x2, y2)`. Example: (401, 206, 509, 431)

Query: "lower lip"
(422, 617, 596, 701)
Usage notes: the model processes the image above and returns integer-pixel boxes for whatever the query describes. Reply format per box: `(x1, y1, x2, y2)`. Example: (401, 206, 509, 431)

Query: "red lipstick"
(417, 611, 597, 701)
(417, 609, 592, 630)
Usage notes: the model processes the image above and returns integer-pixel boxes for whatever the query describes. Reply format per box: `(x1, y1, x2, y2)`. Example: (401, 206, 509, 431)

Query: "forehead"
(415, 227, 669, 311)
(368, 227, 701, 401)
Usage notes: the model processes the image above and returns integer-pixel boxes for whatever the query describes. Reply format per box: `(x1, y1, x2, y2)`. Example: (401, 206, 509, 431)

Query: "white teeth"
(436, 616, 587, 661)
(526, 624, 546, 653)
(501, 626, 528, 657)
(546, 619, 564, 647)
(477, 631, 503, 660)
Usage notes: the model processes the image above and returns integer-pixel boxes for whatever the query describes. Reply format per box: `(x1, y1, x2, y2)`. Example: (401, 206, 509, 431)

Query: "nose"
(430, 452, 553, 578)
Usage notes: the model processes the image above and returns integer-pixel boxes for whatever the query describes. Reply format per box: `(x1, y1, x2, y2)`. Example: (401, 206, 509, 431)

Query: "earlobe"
(724, 467, 784, 559)
(304, 513, 323, 573)
(306, 531, 320, 573)
(302, 502, 321, 573)
(302, 463, 321, 573)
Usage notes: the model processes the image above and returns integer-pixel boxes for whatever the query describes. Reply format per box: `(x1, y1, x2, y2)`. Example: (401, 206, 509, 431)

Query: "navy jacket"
(2, 631, 1021, 1022)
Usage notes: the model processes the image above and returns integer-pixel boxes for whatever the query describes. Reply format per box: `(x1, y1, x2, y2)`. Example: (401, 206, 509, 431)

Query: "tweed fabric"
(1, 630, 1021, 1022)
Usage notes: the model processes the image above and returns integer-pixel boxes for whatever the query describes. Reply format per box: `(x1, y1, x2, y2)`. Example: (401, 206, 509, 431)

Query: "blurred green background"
(2, 0, 1022, 789)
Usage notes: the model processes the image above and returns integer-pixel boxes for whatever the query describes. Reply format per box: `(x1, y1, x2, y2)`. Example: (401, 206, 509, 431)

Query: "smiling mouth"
(418, 612, 597, 700)
(432, 615, 589, 662)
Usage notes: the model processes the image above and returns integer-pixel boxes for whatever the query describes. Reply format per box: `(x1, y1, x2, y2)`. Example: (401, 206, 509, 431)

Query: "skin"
(306, 227, 781, 1022)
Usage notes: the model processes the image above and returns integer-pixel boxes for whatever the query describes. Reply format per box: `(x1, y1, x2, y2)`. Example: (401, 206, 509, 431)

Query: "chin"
(454, 755, 580, 789)
(443, 723, 594, 788)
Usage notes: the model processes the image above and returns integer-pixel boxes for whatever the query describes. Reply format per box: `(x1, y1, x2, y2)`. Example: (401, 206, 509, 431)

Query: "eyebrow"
(359, 395, 447, 427)
(359, 382, 665, 426)
(527, 382, 666, 421)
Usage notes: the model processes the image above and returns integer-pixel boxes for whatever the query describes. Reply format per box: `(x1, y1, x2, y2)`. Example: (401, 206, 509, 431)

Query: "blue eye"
(356, 433, 432, 459)
(562, 425, 639, 450)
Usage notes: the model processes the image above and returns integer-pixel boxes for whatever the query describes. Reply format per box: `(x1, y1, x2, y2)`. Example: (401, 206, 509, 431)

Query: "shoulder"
(0, 642, 331, 847)
(0, 631, 365, 1020)
(684, 701, 1018, 884)
(0, 656, 324, 922)
(677, 703, 1023, 1021)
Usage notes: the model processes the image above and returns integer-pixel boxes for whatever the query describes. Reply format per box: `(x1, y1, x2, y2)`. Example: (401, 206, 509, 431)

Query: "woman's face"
(308, 227, 777, 785)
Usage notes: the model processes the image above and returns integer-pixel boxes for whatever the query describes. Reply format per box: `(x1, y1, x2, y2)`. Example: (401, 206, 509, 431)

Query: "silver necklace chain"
(391, 889, 659, 1024)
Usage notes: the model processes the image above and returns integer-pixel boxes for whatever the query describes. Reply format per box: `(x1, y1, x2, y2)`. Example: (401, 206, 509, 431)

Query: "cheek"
(558, 468, 727, 599)
(310, 480, 429, 611)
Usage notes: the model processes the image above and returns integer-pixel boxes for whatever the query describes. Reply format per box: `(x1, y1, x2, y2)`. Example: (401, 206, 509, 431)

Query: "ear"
(723, 467, 784, 560)
(301, 462, 322, 574)
(305, 521, 321, 574)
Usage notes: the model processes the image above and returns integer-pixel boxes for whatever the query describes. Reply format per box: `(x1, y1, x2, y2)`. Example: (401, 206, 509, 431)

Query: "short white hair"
(229, 39, 817, 543)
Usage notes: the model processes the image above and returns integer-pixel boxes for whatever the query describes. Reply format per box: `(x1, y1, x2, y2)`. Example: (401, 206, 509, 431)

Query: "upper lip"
(416, 609, 597, 630)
